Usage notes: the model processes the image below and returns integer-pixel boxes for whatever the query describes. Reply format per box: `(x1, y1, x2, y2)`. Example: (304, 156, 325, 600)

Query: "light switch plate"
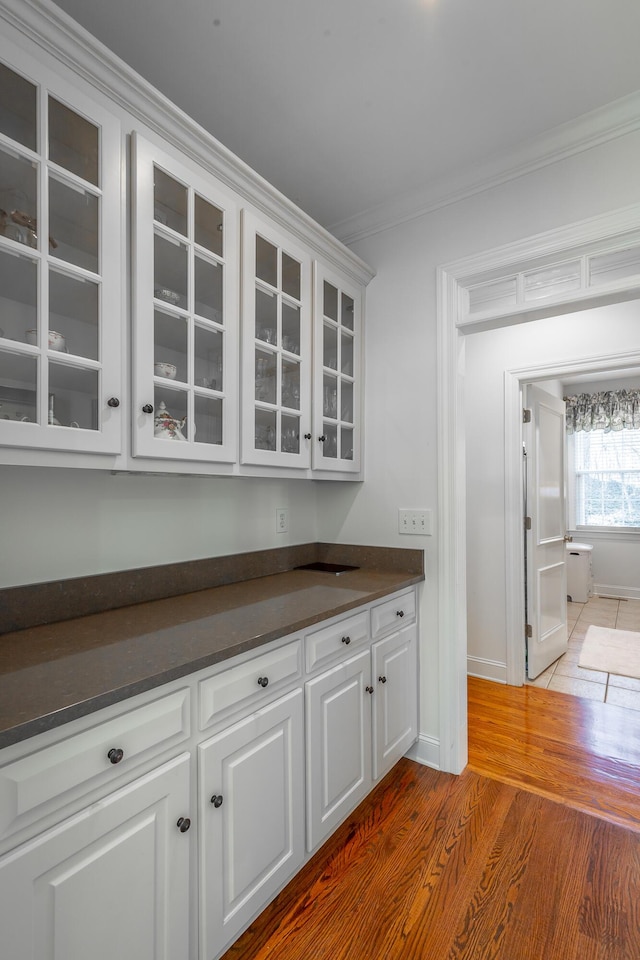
(398, 508, 432, 535)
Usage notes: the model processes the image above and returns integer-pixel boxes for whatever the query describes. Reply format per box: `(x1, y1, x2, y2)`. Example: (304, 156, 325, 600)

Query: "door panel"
(526, 384, 568, 679)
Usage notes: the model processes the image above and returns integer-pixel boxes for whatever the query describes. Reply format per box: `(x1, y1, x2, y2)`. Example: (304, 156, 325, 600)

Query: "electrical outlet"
(276, 507, 289, 534)
(398, 508, 432, 536)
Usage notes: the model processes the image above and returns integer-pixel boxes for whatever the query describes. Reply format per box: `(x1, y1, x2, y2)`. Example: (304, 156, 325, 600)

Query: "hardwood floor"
(223, 679, 640, 960)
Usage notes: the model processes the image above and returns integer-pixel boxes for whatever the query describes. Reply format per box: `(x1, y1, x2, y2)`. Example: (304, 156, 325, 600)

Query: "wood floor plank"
(223, 680, 640, 960)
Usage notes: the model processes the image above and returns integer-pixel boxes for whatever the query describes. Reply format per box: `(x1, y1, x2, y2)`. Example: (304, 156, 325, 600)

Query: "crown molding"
(329, 90, 640, 246)
(0, 0, 375, 284)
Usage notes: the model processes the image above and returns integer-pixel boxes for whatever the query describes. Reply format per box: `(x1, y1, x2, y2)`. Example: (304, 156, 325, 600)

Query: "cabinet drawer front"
(199, 640, 302, 729)
(305, 610, 369, 673)
(371, 590, 416, 639)
(0, 688, 190, 840)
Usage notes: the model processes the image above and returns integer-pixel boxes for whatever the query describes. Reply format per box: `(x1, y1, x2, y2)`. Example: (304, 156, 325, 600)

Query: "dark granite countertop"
(0, 546, 423, 750)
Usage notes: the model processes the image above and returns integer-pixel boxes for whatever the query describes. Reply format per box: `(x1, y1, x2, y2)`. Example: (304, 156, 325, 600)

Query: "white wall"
(1, 468, 319, 587)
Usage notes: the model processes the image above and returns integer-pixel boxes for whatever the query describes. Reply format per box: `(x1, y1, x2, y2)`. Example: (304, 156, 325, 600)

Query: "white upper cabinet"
(132, 134, 239, 463)
(241, 209, 312, 468)
(312, 262, 362, 473)
(0, 49, 122, 455)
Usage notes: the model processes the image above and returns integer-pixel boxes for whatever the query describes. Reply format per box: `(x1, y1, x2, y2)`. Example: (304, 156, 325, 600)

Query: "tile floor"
(526, 596, 640, 710)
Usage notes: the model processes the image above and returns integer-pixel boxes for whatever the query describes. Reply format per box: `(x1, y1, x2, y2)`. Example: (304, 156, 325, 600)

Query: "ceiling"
(51, 0, 640, 239)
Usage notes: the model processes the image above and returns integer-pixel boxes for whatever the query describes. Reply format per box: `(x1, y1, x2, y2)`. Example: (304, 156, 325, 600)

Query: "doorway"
(437, 203, 640, 775)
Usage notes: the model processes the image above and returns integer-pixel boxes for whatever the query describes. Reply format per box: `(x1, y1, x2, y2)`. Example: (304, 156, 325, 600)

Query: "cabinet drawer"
(305, 610, 369, 673)
(371, 590, 416, 639)
(199, 639, 302, 730)
(0, 688, 190, 840)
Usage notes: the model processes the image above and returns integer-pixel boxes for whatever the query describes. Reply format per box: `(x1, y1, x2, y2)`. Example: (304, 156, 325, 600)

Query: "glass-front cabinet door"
(241, 210, 311, 467)
(0, 56, 122, 454)
(312, 263, 362, 473)
(132, 135, 238, 462)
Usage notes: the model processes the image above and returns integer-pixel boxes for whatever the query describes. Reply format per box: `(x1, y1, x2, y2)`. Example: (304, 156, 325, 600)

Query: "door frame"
(437, 201, 640, 774)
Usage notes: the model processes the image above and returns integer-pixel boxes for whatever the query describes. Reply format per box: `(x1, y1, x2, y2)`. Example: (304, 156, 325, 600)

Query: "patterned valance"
(565, 390, 640, 434)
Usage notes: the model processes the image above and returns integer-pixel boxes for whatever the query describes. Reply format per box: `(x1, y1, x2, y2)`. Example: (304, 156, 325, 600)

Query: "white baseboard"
(406, 734, 440, 770)
(467, 656, 507, 684)
(594, 583, 640, 601)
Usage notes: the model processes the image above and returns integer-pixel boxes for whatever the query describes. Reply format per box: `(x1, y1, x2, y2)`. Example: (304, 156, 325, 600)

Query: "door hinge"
(524, 516, 532, 530)
(523, 408, 532, 424)
(525, 623, 533, 638)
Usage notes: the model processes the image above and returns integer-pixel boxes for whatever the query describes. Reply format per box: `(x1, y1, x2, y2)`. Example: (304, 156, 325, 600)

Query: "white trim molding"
(331, 90, 640, 246)
(406, 735, 441, 771)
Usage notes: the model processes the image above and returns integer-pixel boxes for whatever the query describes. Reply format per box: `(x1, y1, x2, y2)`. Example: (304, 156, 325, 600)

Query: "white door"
(525, 384, 568, 679)
(199, 689, 304, 959)
(371, 623, 418, 781)
(305, 649, 372, 853)
(0, 754, 191, 960)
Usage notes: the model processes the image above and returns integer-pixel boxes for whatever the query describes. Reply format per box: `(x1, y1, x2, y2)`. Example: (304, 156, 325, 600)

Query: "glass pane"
(281, 358, 300, 410)
(153, 389, 189, 441)
(0, 148, 38, 249)
(323, 281, 338, 321)
(194, 256, 222, 322)
(341, 332, 354, 376)
(341, 426, 354, 461)
(154, 233, 188, 310)
(341, 381, 353, 423)
(282, 252, 300, 300)
(523, 261, 581, 302)
(322, 423, 337, 459)
(48, 98, 98, 186)
(467, 276, 517, 316)
(281, 414, 300, 454)
(195, 195, 222, 256)
(255, 408, 276, 450)
(153, 167, 187, 236)
(323, 323, 337, 370)
(256, 288, 277, 343)
(49, 363, 99, 430)
(0, 352, 37, 422)
(256, 235, 277, 286)
(590, 247, 640, 287)
(255, 348, 276, 404)
(323, 373, 337, 418)
(341, 293, 354, 331)
(0, 63, 36, 151)
(195, 326, 222, 391)
(0, 249, 37, 344)
(194, 394, 222, 445)
(154, 310, 187, 383)
(49, 175, 98, 272)
(282, 302, 300, 354)
(49, 270, 98, 361)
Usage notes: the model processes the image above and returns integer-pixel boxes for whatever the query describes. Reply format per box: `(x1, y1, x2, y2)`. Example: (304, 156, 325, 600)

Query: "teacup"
(26, 329, 66, 351)
(154, 361, 177, 380)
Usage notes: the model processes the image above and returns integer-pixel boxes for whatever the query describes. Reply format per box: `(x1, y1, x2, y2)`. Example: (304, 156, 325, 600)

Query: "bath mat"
(579, 624, 640, 680)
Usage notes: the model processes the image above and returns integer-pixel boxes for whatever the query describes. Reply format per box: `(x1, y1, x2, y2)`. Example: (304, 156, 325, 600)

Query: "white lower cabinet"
(0, 753, 191, 960)
(0, 587, 418, 960)
(198, 688, 304, 959)
(305, 649, 372, 852)
(372, 622, 418, 781)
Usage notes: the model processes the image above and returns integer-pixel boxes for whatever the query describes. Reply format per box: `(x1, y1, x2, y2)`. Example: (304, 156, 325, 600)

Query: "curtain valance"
(565, 389, 640, 434)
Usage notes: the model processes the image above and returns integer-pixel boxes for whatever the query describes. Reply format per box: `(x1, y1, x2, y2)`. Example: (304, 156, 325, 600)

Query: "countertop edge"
(0, 569, 424, 750)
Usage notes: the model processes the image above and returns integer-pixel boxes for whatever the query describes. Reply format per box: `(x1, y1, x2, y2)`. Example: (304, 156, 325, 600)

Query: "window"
(572, 429, 640, 527)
